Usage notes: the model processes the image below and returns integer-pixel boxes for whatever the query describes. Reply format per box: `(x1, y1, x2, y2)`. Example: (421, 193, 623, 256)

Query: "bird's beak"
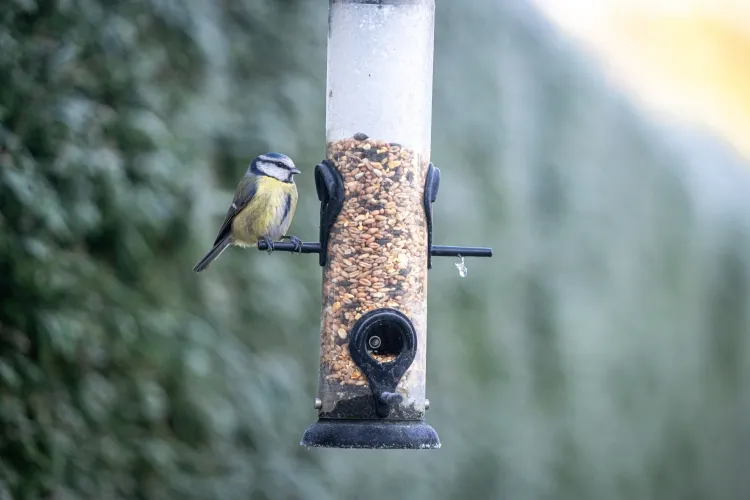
(291, 167, 301, 174)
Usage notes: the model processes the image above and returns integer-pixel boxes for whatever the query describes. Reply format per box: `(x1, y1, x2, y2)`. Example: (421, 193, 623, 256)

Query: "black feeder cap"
(301, 419, 440, 449)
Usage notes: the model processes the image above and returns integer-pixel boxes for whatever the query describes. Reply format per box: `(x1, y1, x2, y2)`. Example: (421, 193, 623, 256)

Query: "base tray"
(301, 419, 441, 449)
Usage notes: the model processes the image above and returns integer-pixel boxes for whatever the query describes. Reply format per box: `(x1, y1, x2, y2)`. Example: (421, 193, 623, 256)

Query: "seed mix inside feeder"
(257, 0, 492, 449)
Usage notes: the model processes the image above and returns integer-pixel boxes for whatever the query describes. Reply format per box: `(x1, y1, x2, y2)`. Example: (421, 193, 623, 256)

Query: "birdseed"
(317, 133, 428, 417)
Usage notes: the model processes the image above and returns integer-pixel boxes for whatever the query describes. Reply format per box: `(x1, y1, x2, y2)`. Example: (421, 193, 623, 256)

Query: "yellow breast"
(231, 176, 298, 245)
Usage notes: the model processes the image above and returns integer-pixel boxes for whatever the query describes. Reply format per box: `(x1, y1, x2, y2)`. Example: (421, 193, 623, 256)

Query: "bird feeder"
(259, 0, 492, 449)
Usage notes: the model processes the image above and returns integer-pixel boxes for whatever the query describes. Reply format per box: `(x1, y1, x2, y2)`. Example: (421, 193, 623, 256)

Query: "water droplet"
(454, 255, 467, 278)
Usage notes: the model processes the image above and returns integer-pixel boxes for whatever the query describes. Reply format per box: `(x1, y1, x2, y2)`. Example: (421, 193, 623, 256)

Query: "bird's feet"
(282, 235, 303, 254)
(261, 236, 275, 255)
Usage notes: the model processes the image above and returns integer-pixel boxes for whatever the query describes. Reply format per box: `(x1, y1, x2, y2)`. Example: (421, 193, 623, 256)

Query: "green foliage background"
(2, 0, 750, 499)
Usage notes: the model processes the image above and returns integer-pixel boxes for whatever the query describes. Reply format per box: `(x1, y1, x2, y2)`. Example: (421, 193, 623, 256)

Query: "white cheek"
(264, 164, 288, 181)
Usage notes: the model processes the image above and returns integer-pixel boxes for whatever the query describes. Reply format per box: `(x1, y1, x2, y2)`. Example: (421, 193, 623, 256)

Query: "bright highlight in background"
(532, 0, 750, 160)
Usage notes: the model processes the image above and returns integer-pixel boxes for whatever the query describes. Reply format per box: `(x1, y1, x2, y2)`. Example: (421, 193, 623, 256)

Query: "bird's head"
(249, 153, 301, 183)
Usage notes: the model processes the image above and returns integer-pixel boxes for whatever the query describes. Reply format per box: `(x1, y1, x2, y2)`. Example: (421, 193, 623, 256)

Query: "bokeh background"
(2, 0, 750, 499)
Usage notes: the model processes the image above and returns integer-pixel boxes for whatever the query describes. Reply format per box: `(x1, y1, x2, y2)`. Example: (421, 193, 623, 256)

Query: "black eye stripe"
(255, 156, 293, 172)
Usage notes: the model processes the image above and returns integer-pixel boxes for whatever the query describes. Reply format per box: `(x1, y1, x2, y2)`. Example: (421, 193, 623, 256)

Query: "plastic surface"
(318, 135, 429, 419)
(301, 419, 440, 449)
(314, 160, 345, 266)
(423, 163, 440, 269)
(326, 0, 435, 158)
(348, 308, 417, 418)
(313, 0, 436, 426)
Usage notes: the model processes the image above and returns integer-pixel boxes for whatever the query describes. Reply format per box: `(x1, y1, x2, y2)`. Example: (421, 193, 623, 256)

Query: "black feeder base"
(301, 419, 440, 449)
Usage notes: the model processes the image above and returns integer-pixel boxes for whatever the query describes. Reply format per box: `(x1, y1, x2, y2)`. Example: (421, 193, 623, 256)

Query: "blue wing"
(212, 175, 258, 246)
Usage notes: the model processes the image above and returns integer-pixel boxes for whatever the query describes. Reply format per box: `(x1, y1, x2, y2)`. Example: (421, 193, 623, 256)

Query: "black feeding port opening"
(349, 308, 417, 376)
(365, 317, 407, 361)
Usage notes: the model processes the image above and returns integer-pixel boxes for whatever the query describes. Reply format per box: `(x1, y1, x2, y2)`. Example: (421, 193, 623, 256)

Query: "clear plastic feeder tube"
(318, 0, 436, 420)
(326, 0, 435, 158)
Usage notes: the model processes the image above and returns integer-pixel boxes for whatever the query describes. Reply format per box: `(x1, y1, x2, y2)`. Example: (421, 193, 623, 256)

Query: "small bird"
(193, 152, 302, 272)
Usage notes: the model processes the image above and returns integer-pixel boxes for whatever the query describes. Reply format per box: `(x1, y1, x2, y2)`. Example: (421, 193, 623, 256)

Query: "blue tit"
(193, 152, 302, 273)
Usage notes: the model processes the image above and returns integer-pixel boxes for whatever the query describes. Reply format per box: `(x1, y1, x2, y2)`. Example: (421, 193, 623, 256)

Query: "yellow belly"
(231, 177, 297, 245)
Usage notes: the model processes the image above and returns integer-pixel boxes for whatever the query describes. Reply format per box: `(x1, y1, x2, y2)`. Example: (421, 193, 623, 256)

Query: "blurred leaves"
(0, 0, 318, 498)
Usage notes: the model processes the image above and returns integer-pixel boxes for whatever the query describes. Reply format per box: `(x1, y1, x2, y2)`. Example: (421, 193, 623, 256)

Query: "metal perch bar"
(257, 241, 493, 258)
(429, 246, 493, 258)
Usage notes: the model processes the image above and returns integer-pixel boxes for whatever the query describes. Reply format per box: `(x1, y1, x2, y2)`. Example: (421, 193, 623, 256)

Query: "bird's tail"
(193, 238, 231, 272)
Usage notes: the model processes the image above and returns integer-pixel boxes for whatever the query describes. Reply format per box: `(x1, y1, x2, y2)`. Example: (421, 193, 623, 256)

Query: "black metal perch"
(257, 240, 493, 259)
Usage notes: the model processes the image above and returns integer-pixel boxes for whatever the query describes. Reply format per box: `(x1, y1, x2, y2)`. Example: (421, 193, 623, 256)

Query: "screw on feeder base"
(425, 399, 430, 410)
(314, 398, 323, 410)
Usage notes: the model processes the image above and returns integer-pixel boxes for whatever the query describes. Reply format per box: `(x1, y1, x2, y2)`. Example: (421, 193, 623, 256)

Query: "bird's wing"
(212, 176, 258, 246)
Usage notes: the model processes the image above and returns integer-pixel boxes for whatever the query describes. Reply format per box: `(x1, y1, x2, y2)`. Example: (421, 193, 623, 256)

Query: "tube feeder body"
(304, 0, 438, 448)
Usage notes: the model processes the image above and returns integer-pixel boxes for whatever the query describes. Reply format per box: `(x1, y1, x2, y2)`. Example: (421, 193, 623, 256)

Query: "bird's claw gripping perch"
(291, 236, 302, 254)
(282, 235, 303, 254)
(262, 236, 275, 255)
